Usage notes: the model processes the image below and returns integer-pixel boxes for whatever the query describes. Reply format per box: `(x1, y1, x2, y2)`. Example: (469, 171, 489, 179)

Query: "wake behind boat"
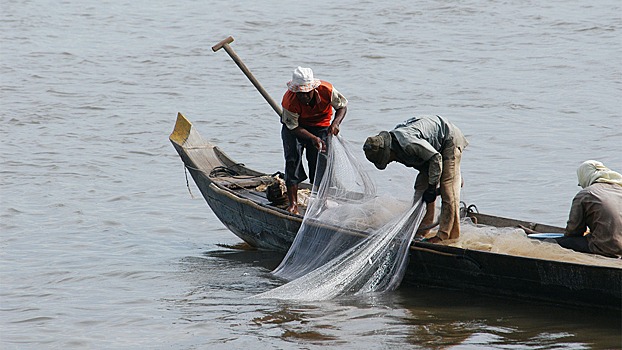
(170, 112, 621, 311)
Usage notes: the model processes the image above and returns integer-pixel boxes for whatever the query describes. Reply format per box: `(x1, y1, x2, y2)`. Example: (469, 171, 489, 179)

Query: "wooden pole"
(212, 36, 283, 117)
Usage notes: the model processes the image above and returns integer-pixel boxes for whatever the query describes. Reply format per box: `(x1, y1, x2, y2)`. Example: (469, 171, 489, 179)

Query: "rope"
(184, 162, 275, 194)
(210, 165, 241, 177)
(184, 165, 195, 199)
(411, 245, 457, 257)
(467, 204, 479, 214)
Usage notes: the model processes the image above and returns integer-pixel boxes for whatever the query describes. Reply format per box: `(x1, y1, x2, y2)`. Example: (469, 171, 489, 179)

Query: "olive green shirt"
(390, 115, 468, 186)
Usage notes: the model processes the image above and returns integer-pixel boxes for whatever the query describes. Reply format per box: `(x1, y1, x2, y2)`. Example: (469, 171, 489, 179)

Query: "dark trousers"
(281, 124, 328, 186)
(555, 236, 591, 254)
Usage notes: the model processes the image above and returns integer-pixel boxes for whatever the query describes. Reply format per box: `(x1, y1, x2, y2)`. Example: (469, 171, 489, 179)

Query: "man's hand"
(423, 185, 438, 204)
(313, 136, 327, 152)
(328, 123, 340, 136)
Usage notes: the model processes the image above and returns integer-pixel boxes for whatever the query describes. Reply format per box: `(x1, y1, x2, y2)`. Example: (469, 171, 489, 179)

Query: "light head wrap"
(576, 160, 622, 188)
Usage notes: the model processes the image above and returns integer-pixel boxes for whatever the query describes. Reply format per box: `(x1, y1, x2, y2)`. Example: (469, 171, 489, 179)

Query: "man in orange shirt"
(281, 67, 348, 214)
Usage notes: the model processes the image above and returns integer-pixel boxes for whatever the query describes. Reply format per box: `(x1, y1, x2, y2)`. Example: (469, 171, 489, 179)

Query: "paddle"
(212, 36, 283, 117)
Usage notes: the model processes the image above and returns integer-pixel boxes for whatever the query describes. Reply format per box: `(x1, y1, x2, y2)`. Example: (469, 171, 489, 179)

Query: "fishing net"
(454, 221, 622, 268)
(253, 135, 426, 301)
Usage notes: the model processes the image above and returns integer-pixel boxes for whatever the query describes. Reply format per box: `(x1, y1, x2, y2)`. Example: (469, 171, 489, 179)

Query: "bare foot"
(286, 204, 299, 215)
(427, 236, 442, 244)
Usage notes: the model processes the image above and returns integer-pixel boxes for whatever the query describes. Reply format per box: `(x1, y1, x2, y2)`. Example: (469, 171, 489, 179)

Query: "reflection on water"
(173, 247, 621, 349)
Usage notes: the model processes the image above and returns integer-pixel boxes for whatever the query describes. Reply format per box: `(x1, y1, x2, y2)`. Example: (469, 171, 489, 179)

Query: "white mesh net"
(253, 135, 426, 301)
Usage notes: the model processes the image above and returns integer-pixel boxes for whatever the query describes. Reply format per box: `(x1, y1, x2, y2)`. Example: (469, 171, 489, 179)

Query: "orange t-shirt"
(281, 81, 334, 127)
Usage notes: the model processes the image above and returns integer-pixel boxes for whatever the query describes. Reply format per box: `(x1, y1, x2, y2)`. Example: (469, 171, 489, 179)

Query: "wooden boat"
(170, 112, 621, 311)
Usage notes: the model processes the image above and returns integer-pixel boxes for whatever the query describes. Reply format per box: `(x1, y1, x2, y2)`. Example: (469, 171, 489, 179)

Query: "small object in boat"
(266, 176, 287, 204)
(527, 233, 565, 239)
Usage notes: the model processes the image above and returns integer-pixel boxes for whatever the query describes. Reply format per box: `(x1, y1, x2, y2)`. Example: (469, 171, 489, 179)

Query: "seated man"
(557, 160, 622, 258)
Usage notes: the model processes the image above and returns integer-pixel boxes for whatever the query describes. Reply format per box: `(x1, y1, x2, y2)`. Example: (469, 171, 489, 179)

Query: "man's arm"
(329, 106, 347, 136)
(328, 87, 348, 135)
(282, 108, 325, 151)
(565, 192, 588, 236)
(291, 127, 325, 151)
(426, 153, 442, 186)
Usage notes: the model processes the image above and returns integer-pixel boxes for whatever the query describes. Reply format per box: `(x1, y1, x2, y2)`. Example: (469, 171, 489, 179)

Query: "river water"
(1, 0, 621, 349)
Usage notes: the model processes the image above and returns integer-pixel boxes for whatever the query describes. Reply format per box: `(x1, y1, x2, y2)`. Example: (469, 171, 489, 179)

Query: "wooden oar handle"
(211, 36, 283, 117)
(212, 36, 234, 52)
